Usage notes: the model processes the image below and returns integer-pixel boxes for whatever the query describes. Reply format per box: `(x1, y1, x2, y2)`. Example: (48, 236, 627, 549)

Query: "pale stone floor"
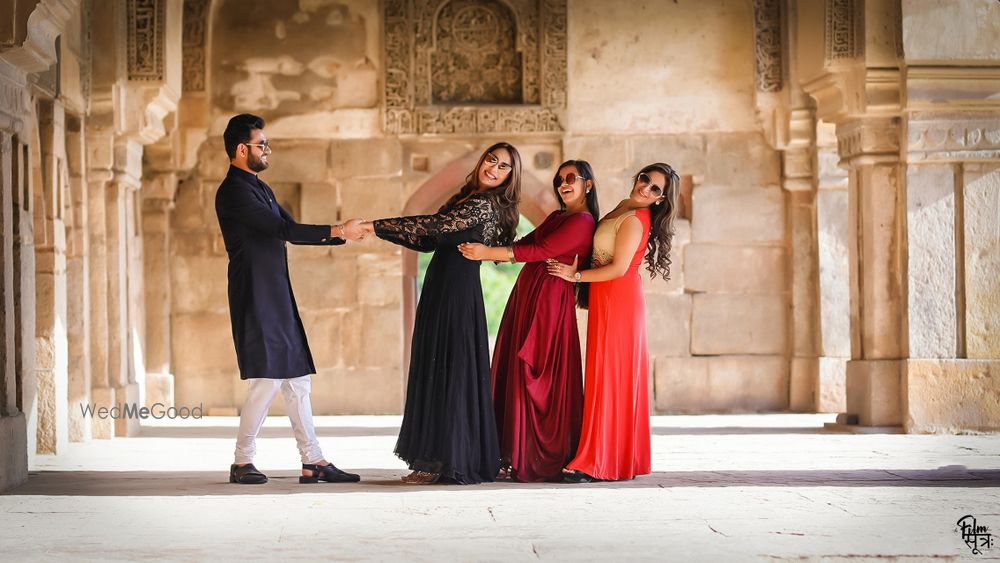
(2, 414, 1000, 562)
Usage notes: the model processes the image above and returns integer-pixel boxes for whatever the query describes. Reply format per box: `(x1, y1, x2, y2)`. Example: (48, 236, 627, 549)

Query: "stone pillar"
(34, 100, 70, 455)
(783, 108, 823, 412)
(107, 138, 142, 437)
(64, 116, 91, 442)
(87, 131, 114, 439)
(141, 176, 176, 408)
(814, 122, 850, 413)
(0, 128, 29, 491)
(838, 115, 906, 428)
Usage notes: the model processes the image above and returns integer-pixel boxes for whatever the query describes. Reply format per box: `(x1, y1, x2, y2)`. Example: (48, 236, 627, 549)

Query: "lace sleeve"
(374, 196, 496, 249)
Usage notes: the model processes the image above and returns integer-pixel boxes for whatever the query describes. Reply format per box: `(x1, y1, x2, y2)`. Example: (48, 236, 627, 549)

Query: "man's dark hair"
(223, 114, 265, 159)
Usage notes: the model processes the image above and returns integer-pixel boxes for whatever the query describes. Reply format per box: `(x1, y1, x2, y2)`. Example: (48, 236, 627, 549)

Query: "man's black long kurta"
(215, 165, 343, 380)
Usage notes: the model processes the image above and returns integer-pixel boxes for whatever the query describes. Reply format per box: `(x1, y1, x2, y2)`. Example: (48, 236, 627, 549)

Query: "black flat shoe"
(563, 470, 599, 483)
(300, 462, 361, 484)
(230, 463, 268, 484)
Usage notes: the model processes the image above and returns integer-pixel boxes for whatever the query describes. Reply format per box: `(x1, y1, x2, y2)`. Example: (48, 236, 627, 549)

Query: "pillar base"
(845, 359, 904, 427)
(90, 386, 115, 440)
(904, 359, 1000, 434)
(0, 412, 28, 492)
(114, 382, 141, 437)
(144, 372, 174, 409)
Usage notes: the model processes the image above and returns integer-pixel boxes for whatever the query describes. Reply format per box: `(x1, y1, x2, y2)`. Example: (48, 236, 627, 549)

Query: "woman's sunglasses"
(553, 172, 587, 188)
(636, 172, 663, 197)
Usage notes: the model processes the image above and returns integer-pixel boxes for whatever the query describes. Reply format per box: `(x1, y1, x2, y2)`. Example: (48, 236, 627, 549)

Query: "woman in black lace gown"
(360, 143, 522, 484)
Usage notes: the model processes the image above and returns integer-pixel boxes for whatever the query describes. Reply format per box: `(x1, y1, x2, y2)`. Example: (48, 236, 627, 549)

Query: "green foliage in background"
(417, 215, 534, 338)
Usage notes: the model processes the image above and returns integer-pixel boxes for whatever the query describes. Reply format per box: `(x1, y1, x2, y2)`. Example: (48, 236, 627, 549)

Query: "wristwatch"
(574, 271, 582, 282)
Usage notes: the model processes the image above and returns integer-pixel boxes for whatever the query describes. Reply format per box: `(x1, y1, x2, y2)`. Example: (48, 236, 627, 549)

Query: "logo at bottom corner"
(957, 515, 995, 555)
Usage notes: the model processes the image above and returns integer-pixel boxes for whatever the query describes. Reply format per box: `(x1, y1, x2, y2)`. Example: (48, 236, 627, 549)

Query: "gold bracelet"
(506, 246, 516, 263)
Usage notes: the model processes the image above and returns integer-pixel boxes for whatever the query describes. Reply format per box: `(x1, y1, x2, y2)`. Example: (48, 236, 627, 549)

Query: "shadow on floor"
(649, 427, 828, 435)
(138, 426, 831, 439)
(138, 426, 401, 438)
(6, 467, 999, 497)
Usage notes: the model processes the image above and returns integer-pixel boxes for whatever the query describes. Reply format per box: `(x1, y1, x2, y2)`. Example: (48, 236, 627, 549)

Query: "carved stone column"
(141, 175, 176, 409)
(838, 115, 907, 428)
(64, 116, 91, 443)
(107, 139, 142, 437)
(34, 99, 69, 454)
(87, 130, 114, 439)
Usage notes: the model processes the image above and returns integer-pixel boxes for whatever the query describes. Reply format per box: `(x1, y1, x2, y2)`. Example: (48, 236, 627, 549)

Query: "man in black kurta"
(215, 114, 364, 485)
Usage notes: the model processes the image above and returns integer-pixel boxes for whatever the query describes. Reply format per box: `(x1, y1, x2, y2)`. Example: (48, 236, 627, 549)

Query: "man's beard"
(248, 152, 268, 172)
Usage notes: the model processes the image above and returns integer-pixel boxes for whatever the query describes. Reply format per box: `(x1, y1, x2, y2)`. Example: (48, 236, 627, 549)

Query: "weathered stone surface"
(816, 189, 850, 358)
(817, 357, 848, 414)
(36, 369, 68, 455)
(361, 304, 403, 369)
(904, 359, 1000, 433)
(691, 185, 785, 243)
(963, 167, 1000, 359)
(174, 370, 237, 414)
(789, 358, 817, 412)
(299, 310, 346, 371)
(171, 181, 213, 233)
(260, 142, 329, 183)
(645, 294, 691, 357)
(144, 372, 175, 409)
(312, 368, 404, 415)
(172, 313, 239, 375)
(653, 356, 788, 413)
(339, 178, 405, 222)
(356, 253, 402, 306)
(330, 139, 403, 178)
(906, 164, 956, 358)
(562, 136, 630, 176)
(170, 256, 229, 314)
(684, 244, 787, 293)
(705, 133, 781, 186)
(691, 294, 787, 355)
(289, 256, 357, 311)
(197, 142, 231, 180)
(629, 135, 706, 177)
(856, 163, 907, 360)
(902, 0, 1000, 62)
(788, 192, 818, 358)
(846, 360, 903, 427)
(297, 182, 338, 225)
(567, 0, 757, 133)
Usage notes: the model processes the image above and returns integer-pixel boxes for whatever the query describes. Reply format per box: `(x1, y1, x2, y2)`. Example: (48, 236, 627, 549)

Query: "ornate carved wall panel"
(182, 0, 209, 91)
(752, 0, 782, 93)
(825, 0, 863, 61)
(127, 0, 166, 81)
(384, 0, 567, 135)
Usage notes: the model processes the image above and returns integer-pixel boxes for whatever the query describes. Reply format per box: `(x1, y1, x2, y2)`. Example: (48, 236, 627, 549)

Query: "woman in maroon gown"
(459, 160, 599, 482)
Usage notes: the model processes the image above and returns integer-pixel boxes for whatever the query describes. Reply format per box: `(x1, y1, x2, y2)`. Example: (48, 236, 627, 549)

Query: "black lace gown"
(374, 193, 502, 484)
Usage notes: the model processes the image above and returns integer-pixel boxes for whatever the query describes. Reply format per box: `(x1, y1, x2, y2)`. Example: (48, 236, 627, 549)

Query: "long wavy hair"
(636, 162, 681, 281)
(551, 159, 600, 309)
(442, 142, 522, 245)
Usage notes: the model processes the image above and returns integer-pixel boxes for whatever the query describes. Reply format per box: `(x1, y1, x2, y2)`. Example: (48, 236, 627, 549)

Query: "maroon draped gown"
(492, 210, 596, 482)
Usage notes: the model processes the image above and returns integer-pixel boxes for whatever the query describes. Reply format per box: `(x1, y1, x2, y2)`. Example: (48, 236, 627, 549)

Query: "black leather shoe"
(230, 463, 268, 484)
(563, 470, 599, 483)
(300, 462, 361, 483)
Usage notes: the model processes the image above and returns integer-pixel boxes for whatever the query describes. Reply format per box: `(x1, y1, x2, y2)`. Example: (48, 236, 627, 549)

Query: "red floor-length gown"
(492, 210, 596, 482)
(567, 207, 652, 480)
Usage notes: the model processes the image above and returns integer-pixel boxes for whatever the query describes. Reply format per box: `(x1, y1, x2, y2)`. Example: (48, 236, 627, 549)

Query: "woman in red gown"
(547, 162, 680, 482)
(459, 160, 599, 482)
